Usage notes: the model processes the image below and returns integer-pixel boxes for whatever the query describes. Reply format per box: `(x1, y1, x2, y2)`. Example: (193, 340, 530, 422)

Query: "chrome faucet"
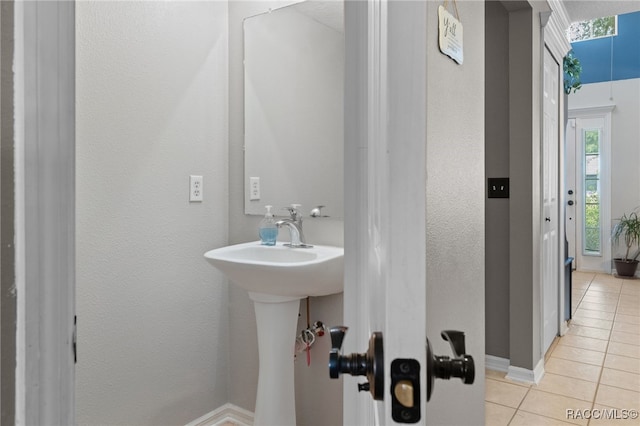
(276, 204, 313, 248)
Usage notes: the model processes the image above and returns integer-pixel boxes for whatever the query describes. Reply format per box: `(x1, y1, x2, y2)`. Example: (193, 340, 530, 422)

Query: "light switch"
(488, 177, 509, 198)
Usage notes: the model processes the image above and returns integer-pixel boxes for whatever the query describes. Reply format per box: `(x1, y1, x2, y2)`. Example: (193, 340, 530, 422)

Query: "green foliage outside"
(569, 16, 616, 41)
(585, 195, 600, 252)
(585, 130, 599, 154)
(583, 129, 601, 252)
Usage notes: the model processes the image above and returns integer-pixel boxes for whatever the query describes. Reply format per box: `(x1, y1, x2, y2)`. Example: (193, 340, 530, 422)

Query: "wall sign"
(438, 2, 463, 65)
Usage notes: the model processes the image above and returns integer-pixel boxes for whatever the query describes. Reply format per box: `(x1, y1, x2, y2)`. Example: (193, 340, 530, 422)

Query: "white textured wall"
(76, 2, 229, 425)
(568, 79, 640, 219)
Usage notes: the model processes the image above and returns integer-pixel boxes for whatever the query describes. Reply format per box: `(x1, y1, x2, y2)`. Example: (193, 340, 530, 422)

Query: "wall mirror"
(244, 0, 344, 217)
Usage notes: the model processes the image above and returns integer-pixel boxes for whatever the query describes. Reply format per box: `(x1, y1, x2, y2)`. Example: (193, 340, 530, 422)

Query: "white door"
(568, 112, 612, 273)
(542, 48, 560, 353)
(343, 1, 482, 424)
(343, 1, 427, 423)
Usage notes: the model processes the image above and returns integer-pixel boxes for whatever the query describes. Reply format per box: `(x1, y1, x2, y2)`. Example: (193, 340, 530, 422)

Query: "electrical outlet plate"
(250, 177, 261, 200)
(190, 175, 203, 202)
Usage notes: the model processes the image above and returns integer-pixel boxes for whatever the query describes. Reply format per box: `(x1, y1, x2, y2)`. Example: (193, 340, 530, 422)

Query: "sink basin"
(204, 241, 344, 298)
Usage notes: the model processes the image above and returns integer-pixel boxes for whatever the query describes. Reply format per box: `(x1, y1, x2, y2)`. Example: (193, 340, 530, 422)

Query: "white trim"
(542, 0, 571, 62)
(384, 1, 428, 423)
(485, 355, 510, 373)
(343, 0, 378, 423)
(568, 105, 616, 118)
(541, 0, 571, 372)
(487, 356, 546, 385)
(15, 2, 76, 425)
(506, 358, 546, 385)
(185, 404, 255, 426)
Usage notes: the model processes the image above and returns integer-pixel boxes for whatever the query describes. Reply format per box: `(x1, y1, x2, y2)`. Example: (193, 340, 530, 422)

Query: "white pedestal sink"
(204, 241, 344, 426)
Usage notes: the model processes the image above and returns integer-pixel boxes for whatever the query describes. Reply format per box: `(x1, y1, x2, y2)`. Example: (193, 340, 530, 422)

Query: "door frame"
(541, 5, 572, 345)
(567, 107, 614, 274)
(344, 0, 428, 423)
(14, 2, 76, 424)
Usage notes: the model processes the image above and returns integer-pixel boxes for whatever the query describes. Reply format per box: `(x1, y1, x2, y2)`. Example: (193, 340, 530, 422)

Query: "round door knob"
(568, 190, 574, 195)
(568, 200, 574, 206)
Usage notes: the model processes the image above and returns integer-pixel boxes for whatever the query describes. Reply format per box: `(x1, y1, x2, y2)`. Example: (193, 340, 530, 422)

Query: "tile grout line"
(506, 384, 532, 426)
(489, 273, 640, 426)
(576, 274, 598, 426)
(509, 272, 590, 426)
(586, 275, 623, 426)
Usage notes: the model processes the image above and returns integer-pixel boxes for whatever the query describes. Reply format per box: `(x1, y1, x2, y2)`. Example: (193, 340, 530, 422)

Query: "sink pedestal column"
(249, 292, 302, 426)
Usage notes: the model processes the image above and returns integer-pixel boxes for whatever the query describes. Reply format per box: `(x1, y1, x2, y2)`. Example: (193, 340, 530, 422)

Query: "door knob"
(568, 200, 574, 206)
(328, 326, 384, 400)
(426, 330, 475, 401)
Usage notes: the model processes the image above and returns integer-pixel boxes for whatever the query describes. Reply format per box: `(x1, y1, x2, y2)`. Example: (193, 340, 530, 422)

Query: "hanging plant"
(563, 50, 582, 94)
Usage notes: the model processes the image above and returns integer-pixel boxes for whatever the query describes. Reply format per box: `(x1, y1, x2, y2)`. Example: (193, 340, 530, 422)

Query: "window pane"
(568, 16, 617, 42)
(585, 155, 599, 175)
(585, 179, 598, 194)
(582, 127, 601, 256)
(585, 130, 599, 153)
(585, 228, 600, 252)
(585, 204, 600, 228)
(592, 17, 616, 38)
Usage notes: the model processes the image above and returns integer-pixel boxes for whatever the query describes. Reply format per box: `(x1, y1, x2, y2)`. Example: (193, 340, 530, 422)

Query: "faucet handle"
(285, 204, 302, 219)
(310, 205, 326, 217)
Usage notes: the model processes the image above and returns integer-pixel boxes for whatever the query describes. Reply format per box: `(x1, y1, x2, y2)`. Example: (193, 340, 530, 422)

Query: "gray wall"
(425, 1, 486, 423)
(485, 0, 511, 360)
(75, 2, 230, 424)
(1, 2, 15, 425)
(484, 0, 546, 372)
(508, 3, 544, 371)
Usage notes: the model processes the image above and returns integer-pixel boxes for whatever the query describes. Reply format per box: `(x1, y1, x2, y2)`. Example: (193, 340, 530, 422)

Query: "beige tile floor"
(486, 272, 640, 425)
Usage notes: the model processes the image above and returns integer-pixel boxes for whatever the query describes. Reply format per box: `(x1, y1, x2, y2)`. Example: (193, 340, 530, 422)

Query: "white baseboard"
(485, 355, 509, 373)
(186, 403, 254, 426)
(506, 358, 545, 385)
(486, 354, 545, 385)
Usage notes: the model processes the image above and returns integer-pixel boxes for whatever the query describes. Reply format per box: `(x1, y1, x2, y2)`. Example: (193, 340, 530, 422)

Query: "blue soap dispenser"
(259, 205, 278, 246)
